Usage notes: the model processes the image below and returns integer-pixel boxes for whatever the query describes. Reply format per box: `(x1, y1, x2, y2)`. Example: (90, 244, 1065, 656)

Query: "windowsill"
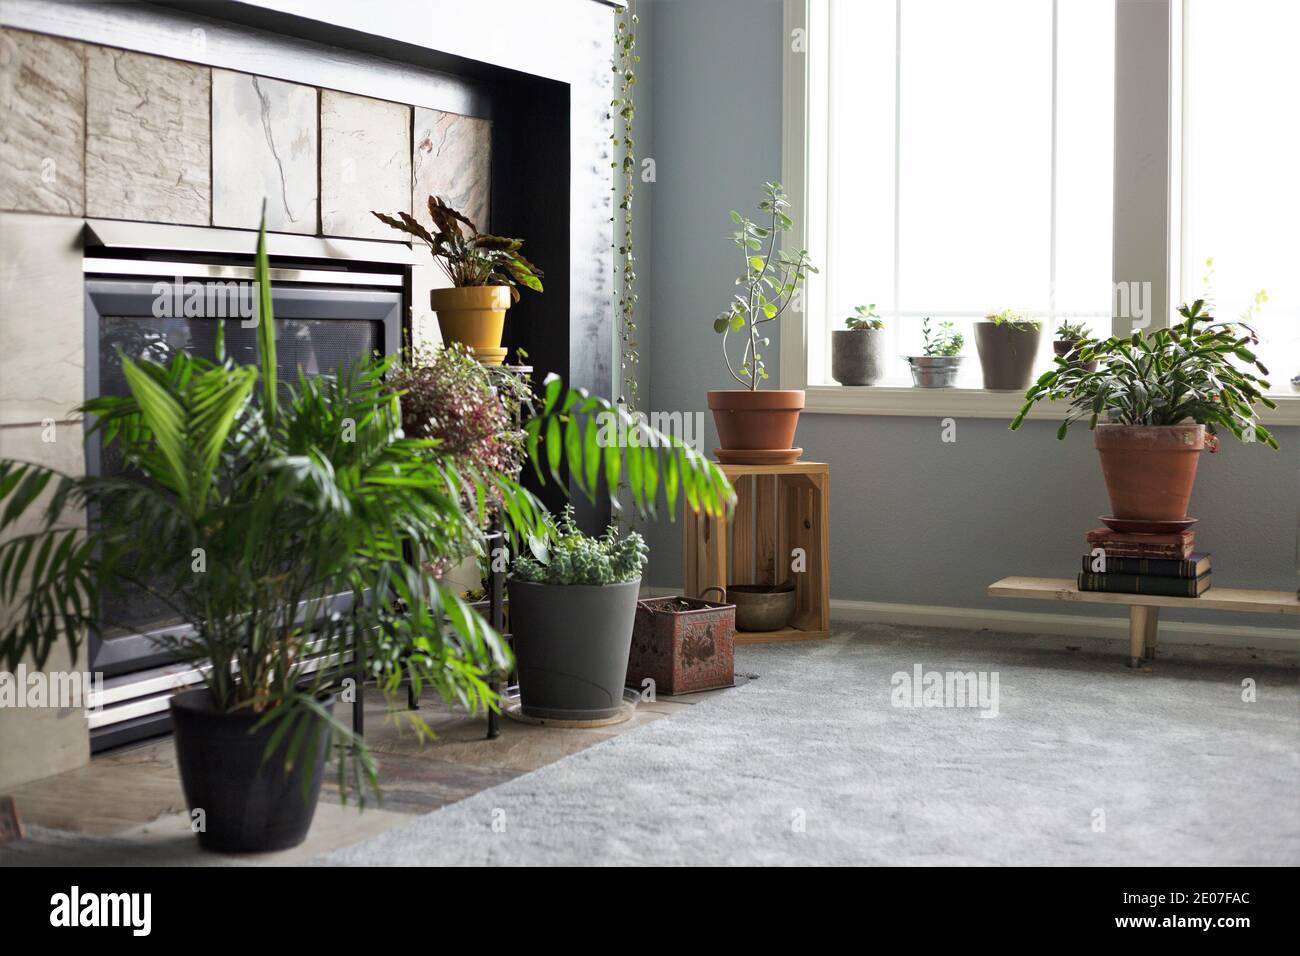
(802, 384, 1300, 426)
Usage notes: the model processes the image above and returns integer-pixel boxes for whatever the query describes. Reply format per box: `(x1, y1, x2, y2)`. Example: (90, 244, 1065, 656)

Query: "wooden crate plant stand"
(684, 462, 830, 644)
(988, 576, 1300, 667)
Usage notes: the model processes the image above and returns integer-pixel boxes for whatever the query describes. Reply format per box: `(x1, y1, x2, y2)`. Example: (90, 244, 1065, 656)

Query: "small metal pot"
(727, 582, 796, 632)
(906, 355, 963, 388)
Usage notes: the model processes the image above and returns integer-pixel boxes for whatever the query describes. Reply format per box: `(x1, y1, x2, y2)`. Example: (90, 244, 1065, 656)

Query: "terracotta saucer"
(713, 447, 803, 465)
(1100, 515, 1199, 534)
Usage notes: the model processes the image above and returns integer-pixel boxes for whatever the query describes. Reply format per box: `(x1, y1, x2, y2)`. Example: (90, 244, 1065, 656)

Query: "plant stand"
(683, 461, 830, 644)
(988, 576, 1300, 666)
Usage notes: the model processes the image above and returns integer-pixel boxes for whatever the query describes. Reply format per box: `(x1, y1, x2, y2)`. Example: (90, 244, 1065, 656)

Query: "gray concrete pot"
(975, 322, 1042, 390)
(831, 329, 886, 385)
(507, 577, 640, 720)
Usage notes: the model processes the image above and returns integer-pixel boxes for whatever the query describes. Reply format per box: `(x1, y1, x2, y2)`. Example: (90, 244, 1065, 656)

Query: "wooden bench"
(988, 576, 1299, 667)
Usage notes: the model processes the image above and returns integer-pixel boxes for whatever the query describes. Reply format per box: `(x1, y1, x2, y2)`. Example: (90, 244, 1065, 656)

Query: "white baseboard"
(641, 585, 1298, 654)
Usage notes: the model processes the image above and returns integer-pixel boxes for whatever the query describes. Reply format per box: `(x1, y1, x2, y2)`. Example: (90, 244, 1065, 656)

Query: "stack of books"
(1078, 528, 1212, 597)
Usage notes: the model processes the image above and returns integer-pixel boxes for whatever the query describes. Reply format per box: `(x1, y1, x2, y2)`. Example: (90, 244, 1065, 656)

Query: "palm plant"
(0, 217, 732, 803)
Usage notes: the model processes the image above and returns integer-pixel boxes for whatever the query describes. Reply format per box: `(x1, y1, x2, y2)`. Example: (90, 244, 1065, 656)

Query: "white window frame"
(780, 0, 1300, 424)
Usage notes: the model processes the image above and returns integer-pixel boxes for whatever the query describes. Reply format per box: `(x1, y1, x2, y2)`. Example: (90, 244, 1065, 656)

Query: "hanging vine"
(611, 1, 640, 410)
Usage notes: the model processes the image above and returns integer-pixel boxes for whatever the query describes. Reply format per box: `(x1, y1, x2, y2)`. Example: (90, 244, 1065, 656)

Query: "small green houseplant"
(906, 317, 964, 388)
(373, 195, 543, 363)
(1053, 320, 1096, 372)
(508, 506, 649, 720)
(1010, 299, 1278, 522)
(976, 309, 1043, 390)
(707, 182, 817, 462)
(832, 304, 887, 386)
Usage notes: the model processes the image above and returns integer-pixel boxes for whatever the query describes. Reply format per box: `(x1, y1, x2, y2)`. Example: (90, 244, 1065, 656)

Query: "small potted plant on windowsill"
(832, 304, 886, 386)
(905, 317, 964, 387)
(976, 309, 1043, 390)
(1010, 299, 1278, 525)
(1053, 320, 1097, 373)
(508, 506, 648, 720)
(373, 195, 543, 365)
(707, 181, 817, 464)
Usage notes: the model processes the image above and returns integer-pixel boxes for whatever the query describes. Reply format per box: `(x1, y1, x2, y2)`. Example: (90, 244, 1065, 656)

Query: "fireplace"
(81, 221, 406, 746)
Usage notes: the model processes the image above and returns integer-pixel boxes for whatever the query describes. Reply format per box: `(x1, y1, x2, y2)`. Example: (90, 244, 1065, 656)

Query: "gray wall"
(640, 0, 1299, 631)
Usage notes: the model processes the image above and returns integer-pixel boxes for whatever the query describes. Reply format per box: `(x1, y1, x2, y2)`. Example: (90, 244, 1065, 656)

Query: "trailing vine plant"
(611, 1, 640, 409)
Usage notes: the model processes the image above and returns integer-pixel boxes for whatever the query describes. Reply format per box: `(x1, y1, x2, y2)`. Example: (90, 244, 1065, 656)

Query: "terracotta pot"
(707, 389, 804, 459)
(431, 286, 511, 351)
(1094, 424, 1205, 521)
(975, 322, 1042, 390)
(1053, 339, 1098, 373)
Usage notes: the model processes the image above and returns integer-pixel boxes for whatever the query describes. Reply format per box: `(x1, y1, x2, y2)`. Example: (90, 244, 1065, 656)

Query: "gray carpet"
(314, 624, 1300, 866)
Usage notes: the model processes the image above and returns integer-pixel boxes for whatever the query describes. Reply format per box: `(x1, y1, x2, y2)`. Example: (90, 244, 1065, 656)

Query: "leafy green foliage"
(919, 317, 964, 357)
(712, 182, 818, 390)
(511, 505, 647, 586)
(1055, 320, 1088, 340)
(844, 304, 884, 331)
(985, 309, 1041, 332)
(373, 196, 543, 302)
(1010, 299, 1279, 446)
(0, 215, 732, 804)
(523, 374, 734, 522)
(611, 3, 640, 407)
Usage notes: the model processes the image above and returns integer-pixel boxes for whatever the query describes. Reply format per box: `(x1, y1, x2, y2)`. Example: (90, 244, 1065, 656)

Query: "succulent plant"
(845, 304, 884, 331)
(511, 505, 648, 586)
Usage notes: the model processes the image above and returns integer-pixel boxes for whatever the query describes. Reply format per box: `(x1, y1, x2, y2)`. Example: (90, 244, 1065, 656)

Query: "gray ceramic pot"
(831, 329, 886, 385)
(906, 355, 963, 387)
(975, 322, 1042, 390)
(507, 577, 640, 720)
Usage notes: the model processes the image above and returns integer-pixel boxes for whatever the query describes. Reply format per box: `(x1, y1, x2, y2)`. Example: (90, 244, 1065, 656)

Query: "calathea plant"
(374, 196, 542, 301)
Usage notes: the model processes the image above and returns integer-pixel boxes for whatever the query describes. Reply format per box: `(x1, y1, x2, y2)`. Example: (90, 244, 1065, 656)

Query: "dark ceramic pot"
(170, 688, 334, 853)
(507, 578, 640, 720)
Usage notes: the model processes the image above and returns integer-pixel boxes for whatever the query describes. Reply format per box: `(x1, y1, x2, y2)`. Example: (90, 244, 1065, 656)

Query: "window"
(1180, 0, 1299, 395)
(804, 0, 1115, 389)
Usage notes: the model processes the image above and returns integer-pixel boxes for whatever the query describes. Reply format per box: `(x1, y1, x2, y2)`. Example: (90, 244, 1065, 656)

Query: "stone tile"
(85, 46, 210, 224)
(320, 89, 410, 240)
(0, 29, 85, 216)
(0, 213, 84, 425)
(8, 749, 177, 834)
(211, 70, 318, 234)
(412, 107, 491, 232)
(0, 421, 91, 790)
(322, 752, 520, 815)
(112, 804, 413, 863)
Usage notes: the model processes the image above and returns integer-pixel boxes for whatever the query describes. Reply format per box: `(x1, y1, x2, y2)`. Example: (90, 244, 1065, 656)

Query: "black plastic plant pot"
(170, 688, 334, 853)
(507, 577, 641, 720)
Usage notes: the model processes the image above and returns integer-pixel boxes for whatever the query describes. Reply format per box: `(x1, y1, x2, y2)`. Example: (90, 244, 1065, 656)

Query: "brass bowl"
(727, 582, 796, 632)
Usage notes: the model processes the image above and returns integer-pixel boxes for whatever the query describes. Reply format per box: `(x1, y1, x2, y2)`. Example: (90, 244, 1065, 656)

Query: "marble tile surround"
(0, 29, 85, 216)
(0, 213, 84, 426)
(412, 107, 491, 233)
(320, 89, 411, 240)
(85, 46, 211, 225)
(212, 70, 318, 233)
